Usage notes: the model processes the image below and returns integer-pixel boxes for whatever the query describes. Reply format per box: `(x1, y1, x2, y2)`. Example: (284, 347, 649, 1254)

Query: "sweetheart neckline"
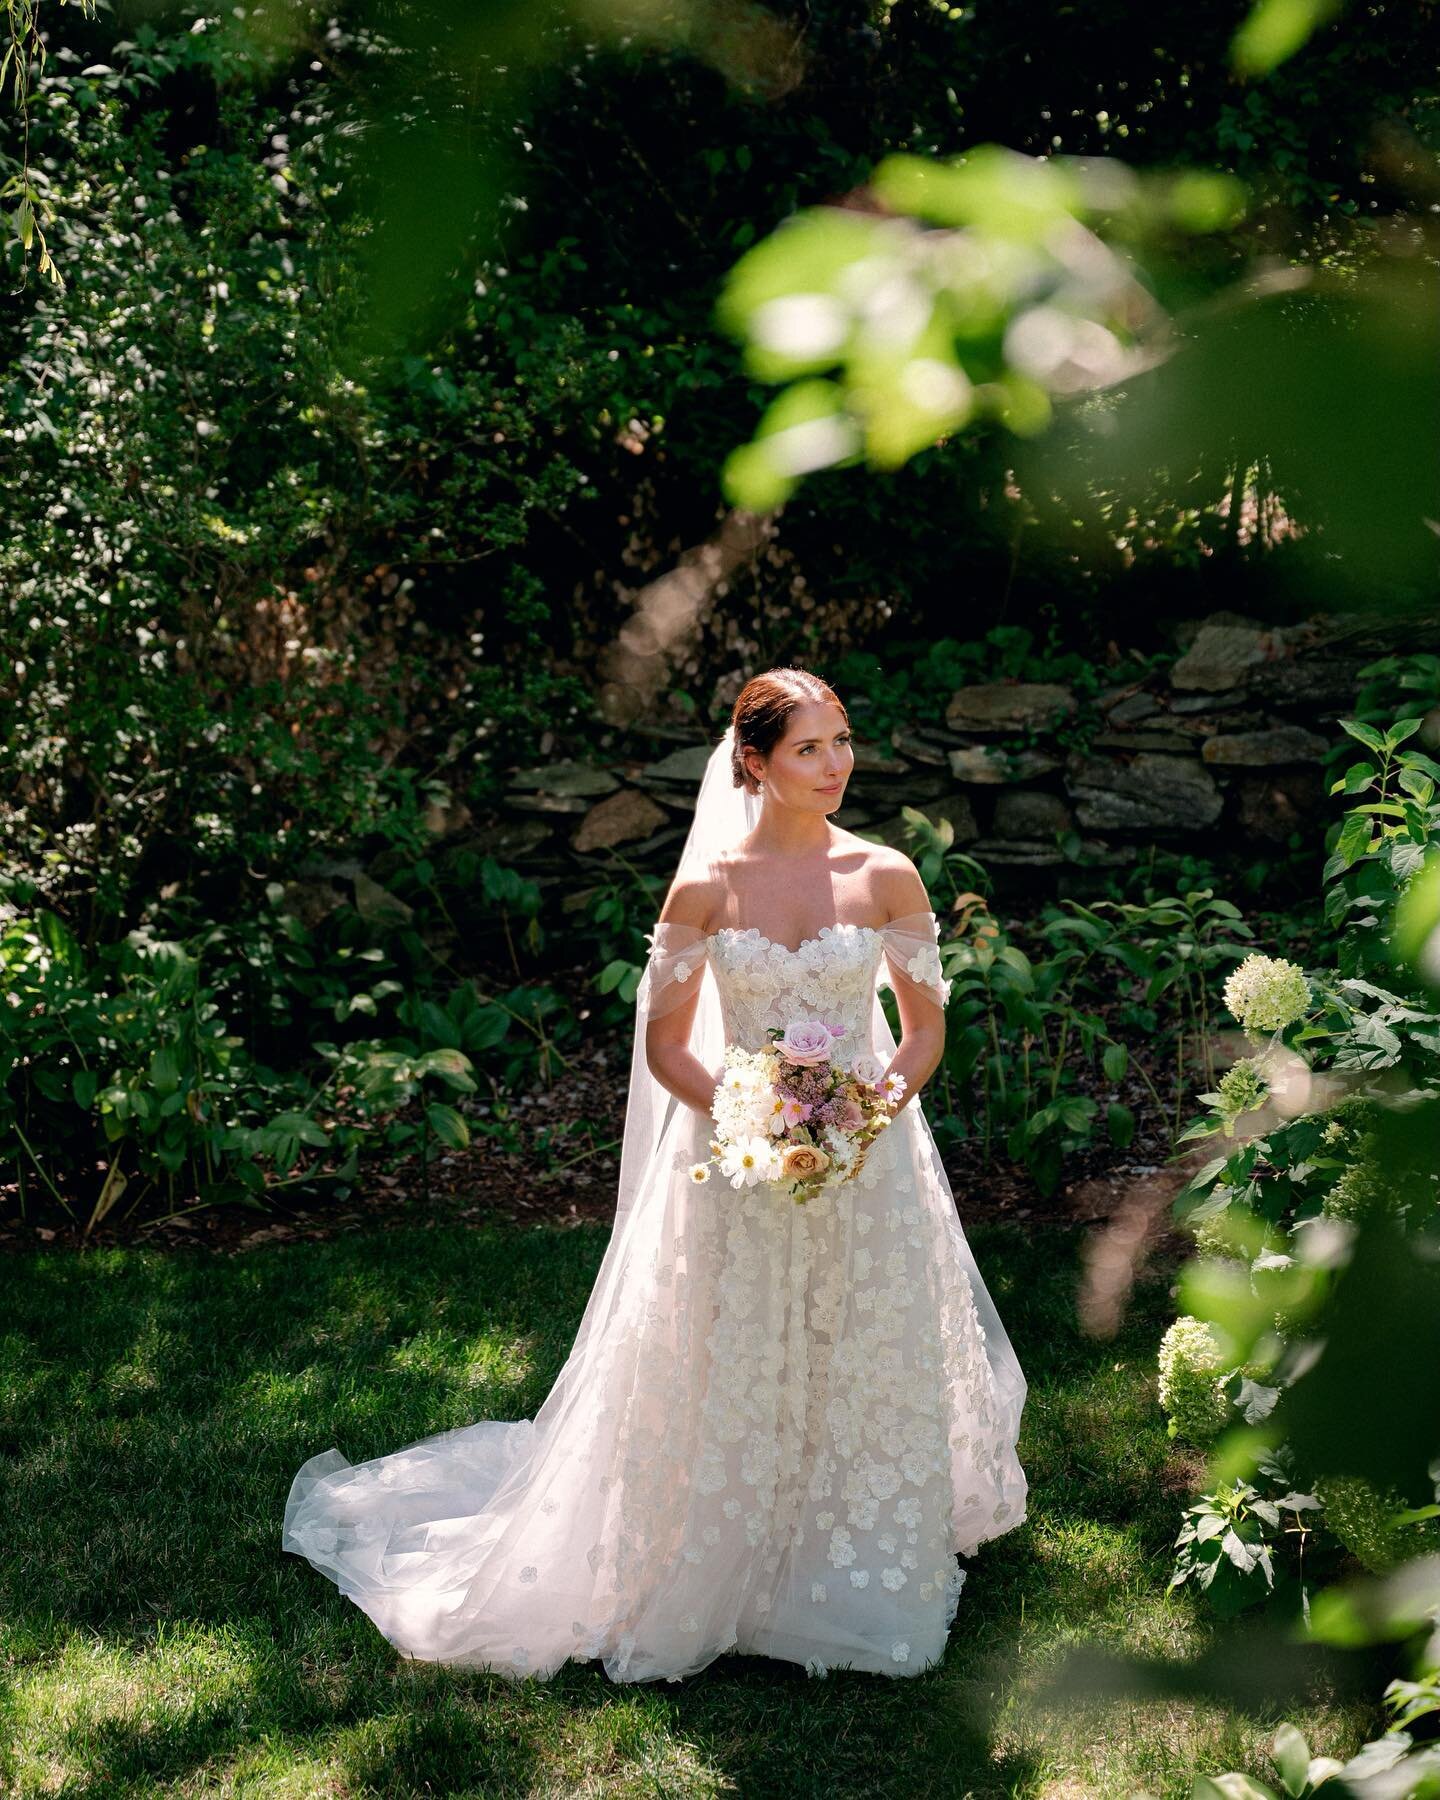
(705, 922, 884, 958)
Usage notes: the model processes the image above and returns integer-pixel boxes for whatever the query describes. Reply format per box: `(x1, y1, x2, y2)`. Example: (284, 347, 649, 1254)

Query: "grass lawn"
(0, 1216, 1376, 1798)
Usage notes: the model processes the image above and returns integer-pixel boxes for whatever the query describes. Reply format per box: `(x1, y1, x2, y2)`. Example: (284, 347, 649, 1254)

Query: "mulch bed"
(0, 1044, 1195, 1266)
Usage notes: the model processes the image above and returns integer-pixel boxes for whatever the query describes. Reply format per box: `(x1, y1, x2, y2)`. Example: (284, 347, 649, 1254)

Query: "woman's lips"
(816, 784, 842, 794)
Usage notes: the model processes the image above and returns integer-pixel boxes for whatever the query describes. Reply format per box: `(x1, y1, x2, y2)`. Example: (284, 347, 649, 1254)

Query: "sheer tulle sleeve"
(636, 921, 711, 1021)
(880, 909, 952, 1010)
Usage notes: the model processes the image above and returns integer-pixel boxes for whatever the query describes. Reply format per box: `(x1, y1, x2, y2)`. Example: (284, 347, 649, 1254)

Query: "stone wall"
(440, 609, 1437, 925)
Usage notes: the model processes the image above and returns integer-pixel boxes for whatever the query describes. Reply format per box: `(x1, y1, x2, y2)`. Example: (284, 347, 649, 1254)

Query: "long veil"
(615, 722, 759, 1233)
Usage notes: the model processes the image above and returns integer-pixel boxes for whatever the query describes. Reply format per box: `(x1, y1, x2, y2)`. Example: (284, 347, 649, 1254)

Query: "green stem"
(12, 1120, 73, 1215)
(538, 1136, 623, 1177)
(1098, 1030, 1171, 1144)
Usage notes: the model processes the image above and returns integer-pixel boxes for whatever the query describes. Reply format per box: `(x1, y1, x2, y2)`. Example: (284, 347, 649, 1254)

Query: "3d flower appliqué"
(905, 944, 946, 998)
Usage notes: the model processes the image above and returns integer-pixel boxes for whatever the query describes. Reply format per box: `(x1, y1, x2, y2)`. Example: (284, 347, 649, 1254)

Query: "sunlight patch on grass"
(993, 1690, 1373, 1800)
(1024, 1516, 1171, 1620)
(1, 1622, 259, 1794)
(383, 1325, 538, 1397)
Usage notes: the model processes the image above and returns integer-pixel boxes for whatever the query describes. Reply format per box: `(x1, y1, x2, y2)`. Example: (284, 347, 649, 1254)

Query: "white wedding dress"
(282, 913, 1028, 1682)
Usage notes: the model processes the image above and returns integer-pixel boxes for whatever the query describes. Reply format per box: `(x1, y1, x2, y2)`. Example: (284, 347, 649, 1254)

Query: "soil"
(0, 1054, 1201, 1282)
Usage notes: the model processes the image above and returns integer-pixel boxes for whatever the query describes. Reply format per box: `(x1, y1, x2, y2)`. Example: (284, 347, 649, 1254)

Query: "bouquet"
(687, 1018, 906, 1203)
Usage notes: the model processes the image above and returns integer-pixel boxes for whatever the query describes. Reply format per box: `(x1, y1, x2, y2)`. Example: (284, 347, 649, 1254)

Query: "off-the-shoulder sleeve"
(636, 921, 711, 1020)
(880, 909, 952, 1009)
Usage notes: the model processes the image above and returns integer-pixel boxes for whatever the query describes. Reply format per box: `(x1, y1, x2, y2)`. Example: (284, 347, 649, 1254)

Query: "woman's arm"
(876, 855, 946, 1112)
(645, 871, 723, 1118)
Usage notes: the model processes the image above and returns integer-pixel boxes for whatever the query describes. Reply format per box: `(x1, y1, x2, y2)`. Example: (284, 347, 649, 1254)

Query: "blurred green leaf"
(1271, 1220, 1440, 1503)
(1232, 0, 1344, 77)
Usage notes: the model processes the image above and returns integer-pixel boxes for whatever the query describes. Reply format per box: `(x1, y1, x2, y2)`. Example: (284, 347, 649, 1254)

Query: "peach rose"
(782, 1142, 830, 1180)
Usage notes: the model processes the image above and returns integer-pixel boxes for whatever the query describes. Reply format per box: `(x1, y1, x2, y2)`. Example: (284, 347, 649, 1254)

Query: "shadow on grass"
(0, 1217, 1188, 1797)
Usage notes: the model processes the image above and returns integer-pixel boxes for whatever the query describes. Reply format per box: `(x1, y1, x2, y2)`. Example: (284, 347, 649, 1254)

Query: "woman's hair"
(729, 667, 848, 793)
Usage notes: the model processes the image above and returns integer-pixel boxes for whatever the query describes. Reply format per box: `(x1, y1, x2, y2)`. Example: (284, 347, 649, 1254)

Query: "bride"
(283, 666, 1028, 1683)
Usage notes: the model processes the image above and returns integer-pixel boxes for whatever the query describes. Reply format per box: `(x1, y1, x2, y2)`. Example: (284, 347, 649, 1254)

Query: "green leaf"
(1059, 1096, 1097, 1134)
(1325, 809, 1376, 880)
(462, 1006, 510, 1052)
(426, 1102, 469, 1150)
(1395, 853, 1440, 986)
(1231, 0, 1336, 74)
(1178, 1115, 1223, 1144)
(270, 1110, 329, 1148)
(150, 1046, 180, 1096)
(1398, 749, 1440, 784)
(420, 1000, 461, 1049)
(1330, 761, 1376, 796)
(1338, 717, 1387, 755)
(1107, 1102, 1136, 1149)
(1102, 1043, 1128, 1082)
(1271, 1723, 1311, 1798)
(597, 959, 635, 995)
(1385, 715, 1424, 749)
(997, 945, 1034, 990)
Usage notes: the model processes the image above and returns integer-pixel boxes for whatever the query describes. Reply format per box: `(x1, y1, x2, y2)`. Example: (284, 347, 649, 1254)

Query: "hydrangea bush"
(1161, 709, 1440, 1617)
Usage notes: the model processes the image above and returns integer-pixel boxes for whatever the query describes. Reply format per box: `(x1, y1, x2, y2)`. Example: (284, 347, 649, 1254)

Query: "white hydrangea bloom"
(1223, 953, 1310, 1033)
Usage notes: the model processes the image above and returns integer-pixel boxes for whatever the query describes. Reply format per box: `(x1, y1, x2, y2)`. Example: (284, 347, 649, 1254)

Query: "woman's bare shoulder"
(657, 867, 726, 933)
(846, 836, 930, 922)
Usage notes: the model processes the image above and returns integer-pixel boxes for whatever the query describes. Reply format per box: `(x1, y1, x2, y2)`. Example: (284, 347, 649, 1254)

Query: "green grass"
(0, 1220, 1376, 1798)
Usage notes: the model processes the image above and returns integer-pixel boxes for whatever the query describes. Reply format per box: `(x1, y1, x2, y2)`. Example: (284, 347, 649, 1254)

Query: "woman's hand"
(648, 1036, 727, 1116)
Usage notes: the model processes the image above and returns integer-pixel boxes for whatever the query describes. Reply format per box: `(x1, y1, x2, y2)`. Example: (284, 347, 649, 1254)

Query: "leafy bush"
(0, 19, 596, 942)
(1159, 708, 1440, 1633)
(1312, 1474, 1440, 1576)
(1177, 711, 1440, 1255)
(1168, 1452, 1320, 1620)
(0, 876, 512, 1227)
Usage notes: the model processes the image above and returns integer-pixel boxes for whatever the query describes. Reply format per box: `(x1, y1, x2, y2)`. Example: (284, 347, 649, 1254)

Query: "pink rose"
(778, 1019, 839, 1066)
(834, 1097, 865, 1134)
(848, 1053, 886, 1087)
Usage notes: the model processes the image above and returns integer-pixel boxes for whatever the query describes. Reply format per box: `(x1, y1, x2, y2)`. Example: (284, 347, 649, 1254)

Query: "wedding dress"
(282, 729, 1029, 1683)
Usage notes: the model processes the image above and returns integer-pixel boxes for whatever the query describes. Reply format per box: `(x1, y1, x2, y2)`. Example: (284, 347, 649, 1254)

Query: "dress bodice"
(638, 910, 952, 1055)
(706, 925, 887, 1053)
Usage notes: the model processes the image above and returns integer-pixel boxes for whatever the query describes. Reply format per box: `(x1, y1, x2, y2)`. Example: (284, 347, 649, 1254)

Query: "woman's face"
(751, 700, 854, 814)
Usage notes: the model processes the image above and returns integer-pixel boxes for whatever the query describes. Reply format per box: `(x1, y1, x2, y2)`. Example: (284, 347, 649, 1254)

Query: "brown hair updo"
(730, 668, 849, 795)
